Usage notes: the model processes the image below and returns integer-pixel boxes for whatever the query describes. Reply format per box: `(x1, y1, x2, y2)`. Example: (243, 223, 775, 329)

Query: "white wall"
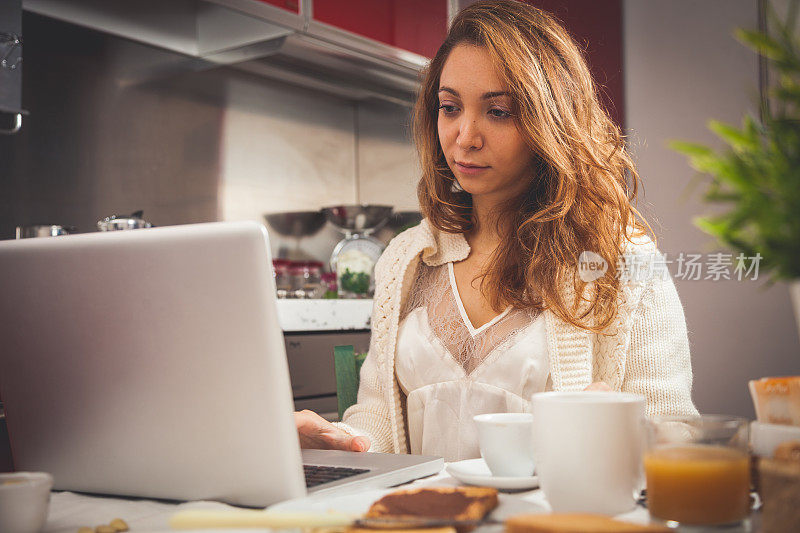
(221, 76, 358, 219)
(624, 0, 800, 418)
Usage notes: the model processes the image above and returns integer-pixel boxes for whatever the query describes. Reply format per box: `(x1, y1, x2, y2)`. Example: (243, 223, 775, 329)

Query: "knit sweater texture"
(335, 219, 698, 453)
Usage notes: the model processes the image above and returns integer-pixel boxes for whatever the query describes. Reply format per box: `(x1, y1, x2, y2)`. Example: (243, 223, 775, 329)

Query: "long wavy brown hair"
(414, 0, 651, 332)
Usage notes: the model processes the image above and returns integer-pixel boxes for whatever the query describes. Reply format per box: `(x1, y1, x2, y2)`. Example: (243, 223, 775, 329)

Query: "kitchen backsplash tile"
(357, 101, 420, 211)
(221, 75, 358, 221)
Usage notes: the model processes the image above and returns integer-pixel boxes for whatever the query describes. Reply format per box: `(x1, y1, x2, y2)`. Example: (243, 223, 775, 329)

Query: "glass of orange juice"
(644, 415, 751, 527)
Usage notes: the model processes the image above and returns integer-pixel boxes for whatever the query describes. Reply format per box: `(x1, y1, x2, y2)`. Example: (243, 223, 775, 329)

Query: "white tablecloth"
(42, 467, 742, 533)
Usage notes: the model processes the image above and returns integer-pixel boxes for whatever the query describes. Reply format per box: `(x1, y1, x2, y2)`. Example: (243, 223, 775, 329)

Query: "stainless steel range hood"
(23, 0, 429, 105)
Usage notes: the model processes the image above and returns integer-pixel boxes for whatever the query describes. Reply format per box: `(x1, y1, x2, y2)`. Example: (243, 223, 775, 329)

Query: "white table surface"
(43, 466, 661, 533)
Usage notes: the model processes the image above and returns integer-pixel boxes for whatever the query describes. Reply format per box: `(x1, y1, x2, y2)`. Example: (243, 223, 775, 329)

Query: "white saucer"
(445, 458, 539, 490)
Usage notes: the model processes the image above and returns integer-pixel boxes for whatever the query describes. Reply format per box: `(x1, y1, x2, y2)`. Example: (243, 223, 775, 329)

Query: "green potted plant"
(670, 0, 800, 340)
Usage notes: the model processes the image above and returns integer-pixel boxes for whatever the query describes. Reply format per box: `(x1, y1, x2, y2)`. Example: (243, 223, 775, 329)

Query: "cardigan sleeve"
(621, 270, 699, 417)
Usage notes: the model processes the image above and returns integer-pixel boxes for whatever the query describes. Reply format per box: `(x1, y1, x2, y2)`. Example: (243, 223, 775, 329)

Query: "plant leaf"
(735, 28, 786, 60)
(709, 120, 759, 152)
(693, 216, 730, 241)
(668, 140, 714, 157)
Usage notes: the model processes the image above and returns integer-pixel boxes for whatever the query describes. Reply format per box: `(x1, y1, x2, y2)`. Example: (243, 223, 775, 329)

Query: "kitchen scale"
(322, 205, 392, 298)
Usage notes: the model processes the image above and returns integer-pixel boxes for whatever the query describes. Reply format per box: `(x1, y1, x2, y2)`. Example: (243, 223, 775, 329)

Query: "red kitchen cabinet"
(257, 0, 300, 14)
(524, 0, 625, 130)
(393, 0, 448, 58)
(312, 0, 448, 58)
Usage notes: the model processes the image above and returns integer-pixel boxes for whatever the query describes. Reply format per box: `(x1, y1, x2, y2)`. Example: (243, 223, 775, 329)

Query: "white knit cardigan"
(336, 219, 698, 454)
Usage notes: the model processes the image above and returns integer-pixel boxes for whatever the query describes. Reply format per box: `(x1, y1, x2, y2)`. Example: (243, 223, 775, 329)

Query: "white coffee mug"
(531, 391, 645, 515)
(0, 472, 53, 533)
(473, 413, 535, 477)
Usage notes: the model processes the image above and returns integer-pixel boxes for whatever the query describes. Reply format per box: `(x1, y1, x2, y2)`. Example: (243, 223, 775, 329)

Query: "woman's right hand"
(294, 409, 370, 452)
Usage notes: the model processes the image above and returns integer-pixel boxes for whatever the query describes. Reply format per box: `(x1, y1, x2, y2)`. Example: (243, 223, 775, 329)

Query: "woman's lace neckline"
(446, 261, 511, 336)
(401, 262, 540, 375)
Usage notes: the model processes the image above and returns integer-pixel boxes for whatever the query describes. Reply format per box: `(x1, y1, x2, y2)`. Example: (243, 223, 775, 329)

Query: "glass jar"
(288, 263, 306, 298)
(272, 259, 291, 299)
(321, 272, 337, 299)
(303, 261, 323, 299)
(289, 261, 324, 299)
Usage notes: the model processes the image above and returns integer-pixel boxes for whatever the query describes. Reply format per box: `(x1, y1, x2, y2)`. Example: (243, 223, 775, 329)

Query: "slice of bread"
(505, 514, 669, 533)
(365, 486, 499, 521)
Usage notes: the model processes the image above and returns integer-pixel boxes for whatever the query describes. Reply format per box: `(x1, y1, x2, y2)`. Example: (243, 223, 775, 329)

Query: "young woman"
(296, 0, 697, 460)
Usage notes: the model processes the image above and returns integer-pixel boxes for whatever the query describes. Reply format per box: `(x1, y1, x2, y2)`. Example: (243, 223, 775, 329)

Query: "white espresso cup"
(0, 472, 53, 533)
(473, 413, 535, 477)
(531, 391, 645, 515)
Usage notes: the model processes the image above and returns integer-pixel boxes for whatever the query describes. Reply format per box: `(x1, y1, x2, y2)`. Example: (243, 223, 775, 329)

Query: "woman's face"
(437, 43, 534, 204)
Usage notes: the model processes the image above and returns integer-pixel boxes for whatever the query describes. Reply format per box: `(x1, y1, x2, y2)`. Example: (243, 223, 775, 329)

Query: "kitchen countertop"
(277, 299, 372, 332)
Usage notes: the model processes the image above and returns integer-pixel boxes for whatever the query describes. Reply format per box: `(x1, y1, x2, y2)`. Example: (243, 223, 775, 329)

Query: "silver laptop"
(0, 221, 441, 507)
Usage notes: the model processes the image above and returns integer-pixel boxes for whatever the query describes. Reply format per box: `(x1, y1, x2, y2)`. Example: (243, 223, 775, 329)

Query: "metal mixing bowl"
(263, 211, 327, 237)
(322, 205, 393, 233)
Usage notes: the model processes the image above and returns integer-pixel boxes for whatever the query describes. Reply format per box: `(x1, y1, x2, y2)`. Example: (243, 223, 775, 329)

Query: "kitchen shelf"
(276, 298, 372, 332)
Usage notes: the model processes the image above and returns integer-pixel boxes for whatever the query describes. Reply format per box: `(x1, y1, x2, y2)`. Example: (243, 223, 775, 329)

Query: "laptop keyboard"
(303, 464, 371, 488)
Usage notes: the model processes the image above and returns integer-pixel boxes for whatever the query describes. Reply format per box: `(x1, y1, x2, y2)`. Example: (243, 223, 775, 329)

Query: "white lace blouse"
(395, 261, 551, 462)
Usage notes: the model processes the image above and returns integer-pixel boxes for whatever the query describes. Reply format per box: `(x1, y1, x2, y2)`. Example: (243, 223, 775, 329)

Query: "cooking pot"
(15, 225, 74, 238)
(97, 210, 153, 231)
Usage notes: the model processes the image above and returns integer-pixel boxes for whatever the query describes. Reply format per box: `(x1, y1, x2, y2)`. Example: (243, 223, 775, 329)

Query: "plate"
(445, 458, 539, 490)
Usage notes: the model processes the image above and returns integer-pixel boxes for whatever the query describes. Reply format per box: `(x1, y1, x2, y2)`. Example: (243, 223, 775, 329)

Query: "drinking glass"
(645, 415, 751, 527)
